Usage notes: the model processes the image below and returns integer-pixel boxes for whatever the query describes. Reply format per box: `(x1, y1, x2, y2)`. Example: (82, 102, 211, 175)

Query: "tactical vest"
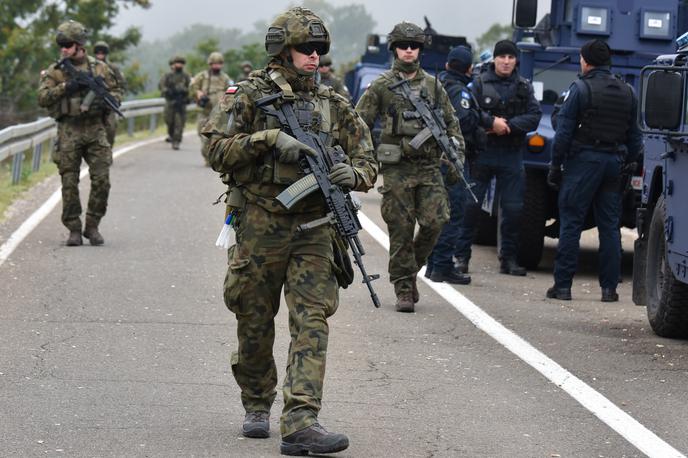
(443, 76, 485, 155)
(573, 73, 633, 147)
(54, 57, 110, 120)
(230, 71, 336, 189)
(475, 73, 530, 119)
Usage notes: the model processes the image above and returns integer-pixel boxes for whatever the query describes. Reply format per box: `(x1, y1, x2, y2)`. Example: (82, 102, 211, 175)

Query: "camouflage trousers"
(196, 113, 210, 164)
(54, 119, 112, 232)
(379, 170, 450, 295)
(104, 111, 118, 147)
(224, 203, 339, 437)
(164, 103, 186, 143)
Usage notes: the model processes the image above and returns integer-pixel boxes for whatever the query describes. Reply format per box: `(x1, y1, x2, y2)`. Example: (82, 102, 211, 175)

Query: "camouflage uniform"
(318, 55, 350, 101)
(38, 21, 121, 242)
(236, 61, 253, 82)
(189, 52, 232, 164)
(159, 56, 191, 148)
(355, 22, 465, 309)
(203, 8, 376, 440)
(94, 41, 126, 147)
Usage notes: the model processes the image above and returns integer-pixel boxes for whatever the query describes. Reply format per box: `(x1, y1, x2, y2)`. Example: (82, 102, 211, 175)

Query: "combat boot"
(430, 268, 471, 285)
(242, 411, 270, 438)
(454, 257, 469, 274)
(601, 288, 619, 302)
(172, 141, 180, 150)
(395, 291, 414, 313)
(412, 274, 419, 303)
(280, 423, 349, 456)
(546, 285, 571, 301)
(66, 231, 83, 246)
(83, 224, 104, 246)
(499, 258, 527, 276)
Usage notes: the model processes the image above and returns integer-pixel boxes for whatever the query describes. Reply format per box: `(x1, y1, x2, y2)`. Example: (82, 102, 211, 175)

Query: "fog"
(112, 0, 549, 43)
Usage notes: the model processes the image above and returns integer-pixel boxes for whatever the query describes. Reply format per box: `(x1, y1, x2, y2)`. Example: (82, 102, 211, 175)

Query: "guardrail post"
(127, 117, 135, 137)
(11, 150, 24, 185)
(149, 113, 157, 133)
(32, 142, 43, 172)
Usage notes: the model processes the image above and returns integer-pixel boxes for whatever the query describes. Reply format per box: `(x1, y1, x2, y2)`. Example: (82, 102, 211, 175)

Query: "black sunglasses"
(293, 42, 328, 56)
(395, 42, 422, 51)
(58, 41, 76, 49)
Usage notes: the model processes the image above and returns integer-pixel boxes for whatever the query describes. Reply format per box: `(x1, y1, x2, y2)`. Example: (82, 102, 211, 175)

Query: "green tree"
(0, 0, 150, 128)
(185, 38, 221, 77)
(474, 23, 514, 55)
(224, 43, 268, 81)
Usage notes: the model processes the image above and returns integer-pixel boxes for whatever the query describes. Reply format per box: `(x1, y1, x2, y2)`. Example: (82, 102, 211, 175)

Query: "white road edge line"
(0, 136, 165, 267)
(358, 212, 684, 458)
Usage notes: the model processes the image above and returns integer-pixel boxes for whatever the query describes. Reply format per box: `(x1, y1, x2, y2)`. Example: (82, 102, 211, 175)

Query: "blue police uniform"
(426, 69, 483, 281)
(454, 64, 542, 274)
(549, 66, 642, 299)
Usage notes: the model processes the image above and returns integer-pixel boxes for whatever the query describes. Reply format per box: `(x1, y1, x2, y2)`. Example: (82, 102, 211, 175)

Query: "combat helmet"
(387, 21, 427, 51)
(207, 51, 224, 65)
(56, 20, 88, 46)
(171, 55, 186, 65)
(319, 55, 332, 67)
(265, 7, 330, 57)
(94, 41, 110, 55)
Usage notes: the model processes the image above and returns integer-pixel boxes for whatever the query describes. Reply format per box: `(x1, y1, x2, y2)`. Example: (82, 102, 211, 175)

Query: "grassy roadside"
(0, 121, 196, 223)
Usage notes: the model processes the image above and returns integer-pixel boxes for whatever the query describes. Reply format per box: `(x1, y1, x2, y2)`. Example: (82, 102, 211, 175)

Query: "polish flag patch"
(225, 86, 238, 94)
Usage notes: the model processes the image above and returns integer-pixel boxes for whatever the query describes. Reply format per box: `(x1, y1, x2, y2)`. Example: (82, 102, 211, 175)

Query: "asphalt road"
(1, 134, 687, 457)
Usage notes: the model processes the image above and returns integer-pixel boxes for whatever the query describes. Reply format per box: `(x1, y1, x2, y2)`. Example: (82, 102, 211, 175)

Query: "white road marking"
(358, 212, 685, 458)
(0, 136, 165, 267)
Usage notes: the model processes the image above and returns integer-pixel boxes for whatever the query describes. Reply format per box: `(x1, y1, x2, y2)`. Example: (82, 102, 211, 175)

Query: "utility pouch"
(332, 234, 354, 288)
(375, 143, 402, 164)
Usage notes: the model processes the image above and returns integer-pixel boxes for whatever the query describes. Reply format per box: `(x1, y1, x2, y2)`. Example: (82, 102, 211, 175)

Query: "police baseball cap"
(447, 46, 473, 72)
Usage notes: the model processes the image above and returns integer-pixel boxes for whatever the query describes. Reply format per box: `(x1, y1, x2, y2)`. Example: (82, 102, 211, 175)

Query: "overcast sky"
(113, 0, 548, 43)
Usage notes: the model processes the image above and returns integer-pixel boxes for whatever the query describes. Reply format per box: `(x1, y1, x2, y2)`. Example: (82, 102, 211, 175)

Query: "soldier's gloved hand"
(547, 165, 562, 190)
(328, 162, 358, 189)
(275, 131, 317, 163)
(64, 79, 82, 96)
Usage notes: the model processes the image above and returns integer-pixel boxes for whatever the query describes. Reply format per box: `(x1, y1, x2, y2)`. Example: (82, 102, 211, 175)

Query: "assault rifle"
(388, 77, 478, 203)
(255, 92, 381, 308)
(58, 58, 123, 117)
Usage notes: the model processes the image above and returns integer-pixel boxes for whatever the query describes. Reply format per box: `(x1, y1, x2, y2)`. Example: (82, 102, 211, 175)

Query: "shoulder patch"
(460, 98, 471, 109)
(225, 86, 238, 94)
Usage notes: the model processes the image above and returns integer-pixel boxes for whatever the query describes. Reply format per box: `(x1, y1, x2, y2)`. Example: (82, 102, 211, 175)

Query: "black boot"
(172, 141, 180, 150)
(546, 285, 571, 301)
(454, 257, 469, 274)
(430, 268, 471, 285)
(66, 231, 83, 246)
(500, 258, 527, 276)
(601, 288, 619, 302)
(83, 225, 104, 246)
(242, 411, 270, 438)
(412, 274, 419, 304)
(280, 423, 349, 456)
(395, 291, 415, 313)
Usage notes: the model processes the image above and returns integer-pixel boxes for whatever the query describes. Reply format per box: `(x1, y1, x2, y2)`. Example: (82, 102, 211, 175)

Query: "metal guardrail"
(0, 98, 186, 185)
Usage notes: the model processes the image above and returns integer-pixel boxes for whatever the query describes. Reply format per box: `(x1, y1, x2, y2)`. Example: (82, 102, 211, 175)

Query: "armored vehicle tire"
(516, 170, 547, 269)
(646, 196, 688, 338)
(473, 209, 497, 246)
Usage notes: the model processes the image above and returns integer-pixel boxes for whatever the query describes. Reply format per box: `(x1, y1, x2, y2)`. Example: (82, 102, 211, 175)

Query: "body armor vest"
(476, 74, 529, 119)
(573, 73, 633, 147)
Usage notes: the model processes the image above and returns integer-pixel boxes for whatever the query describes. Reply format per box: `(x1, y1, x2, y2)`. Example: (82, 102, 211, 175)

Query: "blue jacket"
(439, 69, 484, 154)
(552, 67, 643, 167)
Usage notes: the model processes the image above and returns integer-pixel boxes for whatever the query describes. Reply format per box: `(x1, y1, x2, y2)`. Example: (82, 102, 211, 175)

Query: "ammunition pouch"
(375, 143, 402, 164)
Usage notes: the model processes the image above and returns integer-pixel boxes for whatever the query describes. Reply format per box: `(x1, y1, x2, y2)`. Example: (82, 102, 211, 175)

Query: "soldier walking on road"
(317, 55, 350, 101)
(454, 39, 542, 277)
(426, 45, 486, 285)
(38, 21, 121, 246)
(546, 39, 642, 302)
(159, 55, 190, 150)
(356, 21, 466, 313)
(202, 7, 377, 455)
(93, 41, 126, 148)
(189, 52, 232, 166)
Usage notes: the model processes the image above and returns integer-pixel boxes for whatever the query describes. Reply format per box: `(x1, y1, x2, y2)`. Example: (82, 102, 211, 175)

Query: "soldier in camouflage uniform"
(38, 21, 122, 246)
(189, 52, 232, 165)
(159, 55, 190, 150)
(202, 7, 376, 455)
(94, 41, 126, 147)
(356, 22, 465, 313)
(317, 55, 350, 101)
(236, 60, 253, 82)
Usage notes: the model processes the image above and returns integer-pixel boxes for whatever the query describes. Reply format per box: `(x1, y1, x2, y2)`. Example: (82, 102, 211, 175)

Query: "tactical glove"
(328, 162, 358, 189)
(275, 131, 317, 163)
(547, 165, 562, 190)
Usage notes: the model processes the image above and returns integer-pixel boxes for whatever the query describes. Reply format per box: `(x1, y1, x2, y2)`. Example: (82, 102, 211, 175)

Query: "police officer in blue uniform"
(454, 40, 542, 276)
(426, 45, 484, 284)
(546, 39, 642, 302)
